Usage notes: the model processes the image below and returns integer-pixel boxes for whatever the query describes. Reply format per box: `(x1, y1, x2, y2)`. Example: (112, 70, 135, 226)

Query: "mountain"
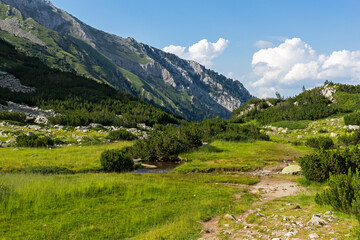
(0, 38, 183, 127)
(0, 0, 253, 121)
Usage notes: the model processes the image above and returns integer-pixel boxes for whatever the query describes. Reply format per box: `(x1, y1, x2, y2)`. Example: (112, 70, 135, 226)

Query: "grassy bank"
(176, 141, 312, 173)
(0, 173, 257, 239)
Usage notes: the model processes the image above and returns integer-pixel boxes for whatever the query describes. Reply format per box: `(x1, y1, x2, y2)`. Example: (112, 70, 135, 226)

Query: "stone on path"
(282, 165, 302, 175)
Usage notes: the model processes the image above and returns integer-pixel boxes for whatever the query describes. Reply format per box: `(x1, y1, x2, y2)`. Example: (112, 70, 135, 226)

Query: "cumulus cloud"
(163, 38, 229, 68)
(254, 40, 274, 48)
(250, 38, 360, 97)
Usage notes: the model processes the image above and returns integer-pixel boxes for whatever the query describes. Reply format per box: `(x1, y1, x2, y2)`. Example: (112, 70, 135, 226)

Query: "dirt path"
(199, 175, 303, 240)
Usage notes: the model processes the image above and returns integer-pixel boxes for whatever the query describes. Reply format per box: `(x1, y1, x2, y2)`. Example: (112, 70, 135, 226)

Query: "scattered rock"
(0, 71, 36, 93)
(282, 165, 302, 175)
(309, 233, 319, 239)
(6, 139, 15, 144)
(284, 232, 296, 237)
(348, 125, 360, 130)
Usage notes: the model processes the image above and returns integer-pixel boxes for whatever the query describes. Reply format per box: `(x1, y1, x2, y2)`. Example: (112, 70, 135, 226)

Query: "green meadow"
(0, 142, 132, 172)
(176, 141, 312, 173)
(0, 173, 256, 239)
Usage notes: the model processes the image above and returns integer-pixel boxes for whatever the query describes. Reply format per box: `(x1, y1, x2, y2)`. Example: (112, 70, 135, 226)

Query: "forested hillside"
(0, 38, 183, 127)
(232, 82, 360, 124)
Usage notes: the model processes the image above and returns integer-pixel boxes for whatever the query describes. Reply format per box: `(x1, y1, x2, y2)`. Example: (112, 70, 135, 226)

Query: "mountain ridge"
(0, 0, 253, 120)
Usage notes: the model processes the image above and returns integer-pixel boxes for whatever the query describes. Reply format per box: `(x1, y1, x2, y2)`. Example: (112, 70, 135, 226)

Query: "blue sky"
(51, 0, 360, 98)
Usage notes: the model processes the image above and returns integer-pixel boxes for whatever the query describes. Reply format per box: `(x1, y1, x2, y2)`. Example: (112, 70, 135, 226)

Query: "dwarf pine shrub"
(100, 149, 134, 172)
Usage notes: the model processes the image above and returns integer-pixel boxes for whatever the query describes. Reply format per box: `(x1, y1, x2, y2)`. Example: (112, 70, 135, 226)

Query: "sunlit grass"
(0, 142, 133, 172)
(176, 141, 312, 173)
(0, 172, 256, 239)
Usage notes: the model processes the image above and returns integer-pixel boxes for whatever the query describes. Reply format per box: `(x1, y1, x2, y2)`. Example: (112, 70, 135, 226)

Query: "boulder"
(307, 214, 327, 226)
(282, 165, 302, 175)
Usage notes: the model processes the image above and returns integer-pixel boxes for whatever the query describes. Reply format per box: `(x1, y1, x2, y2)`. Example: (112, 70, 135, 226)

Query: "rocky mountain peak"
(0, 0, 253, 120)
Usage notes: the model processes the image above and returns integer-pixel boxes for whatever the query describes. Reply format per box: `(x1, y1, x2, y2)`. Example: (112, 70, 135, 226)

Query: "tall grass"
(0, 173, 255, 239)
(0, 142, 132, 172)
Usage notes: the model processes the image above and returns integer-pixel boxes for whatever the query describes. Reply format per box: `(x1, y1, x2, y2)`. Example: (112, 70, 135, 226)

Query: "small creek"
(133, 161, 182, 174)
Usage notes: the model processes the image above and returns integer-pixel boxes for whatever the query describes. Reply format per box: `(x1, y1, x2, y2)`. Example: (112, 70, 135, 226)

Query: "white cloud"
(254, 40, 274, 48)
(250, 37, 360, 97)
(163, 38, 229, 68)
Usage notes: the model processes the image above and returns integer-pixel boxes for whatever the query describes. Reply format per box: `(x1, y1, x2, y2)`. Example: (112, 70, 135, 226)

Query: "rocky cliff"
(0, 0, 253, 120)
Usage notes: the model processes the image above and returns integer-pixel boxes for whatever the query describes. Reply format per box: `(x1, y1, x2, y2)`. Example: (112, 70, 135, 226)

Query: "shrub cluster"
(0, 111, 26, 123)
(305, 136, 334, 150)
(129, 126, 202, 161)
(129, 120, 268, 161)
(315, 170, 360, 220)
(100, 149, 134, 172)
(16, 134, 54, 147)
(344, 112, 360, 126)
(107, 129, 137, 141)
(299, 147, 360, 182)
(338, 130, 360, 146)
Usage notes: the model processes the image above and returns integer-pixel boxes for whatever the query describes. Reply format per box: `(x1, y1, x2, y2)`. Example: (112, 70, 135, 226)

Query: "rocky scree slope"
(0, 0, 253, 120)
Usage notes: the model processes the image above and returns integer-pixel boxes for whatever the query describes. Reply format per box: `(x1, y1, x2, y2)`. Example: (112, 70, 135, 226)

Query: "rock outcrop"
(0, 101, 58, 124)
(0, 71, 35, 93)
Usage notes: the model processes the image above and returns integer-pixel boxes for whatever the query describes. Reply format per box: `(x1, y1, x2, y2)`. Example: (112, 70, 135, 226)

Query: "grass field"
(0, 173, 257, 239)
(176, 141, 312, 173)
(0, 142, 132, 173)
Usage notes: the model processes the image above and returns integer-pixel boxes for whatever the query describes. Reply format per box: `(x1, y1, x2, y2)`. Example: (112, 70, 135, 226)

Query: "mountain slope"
(231, 82, 360, 124)
(0, 0, 253, 120)
(0, 38, 183, 127)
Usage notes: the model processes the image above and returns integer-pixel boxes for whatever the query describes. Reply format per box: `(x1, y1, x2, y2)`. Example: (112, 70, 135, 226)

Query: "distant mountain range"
(0, 0, 253, 120)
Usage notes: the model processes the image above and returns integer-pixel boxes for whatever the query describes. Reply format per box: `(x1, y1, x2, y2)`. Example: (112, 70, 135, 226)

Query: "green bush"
(299, 147, 360, 182)
(315, 169, 360, 220)
(344, 112, 360, 126)
(305, 136, 334, 150)
(0, 111, 26, 122)
(129, 121, 267, 161)
(338, 130, 360, 146)
(20, 166, 74, 175)
(16, 134, 54, 147)
(270, 120, 310, 130)
(107, 129, 138, 141)
(130, 127, 202, 161)
(100, 150, 134, 172)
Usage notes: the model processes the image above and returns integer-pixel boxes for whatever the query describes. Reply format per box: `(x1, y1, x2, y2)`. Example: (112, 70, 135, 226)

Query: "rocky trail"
(199, 175, 303, 240)
(199, 166, 351, 240)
